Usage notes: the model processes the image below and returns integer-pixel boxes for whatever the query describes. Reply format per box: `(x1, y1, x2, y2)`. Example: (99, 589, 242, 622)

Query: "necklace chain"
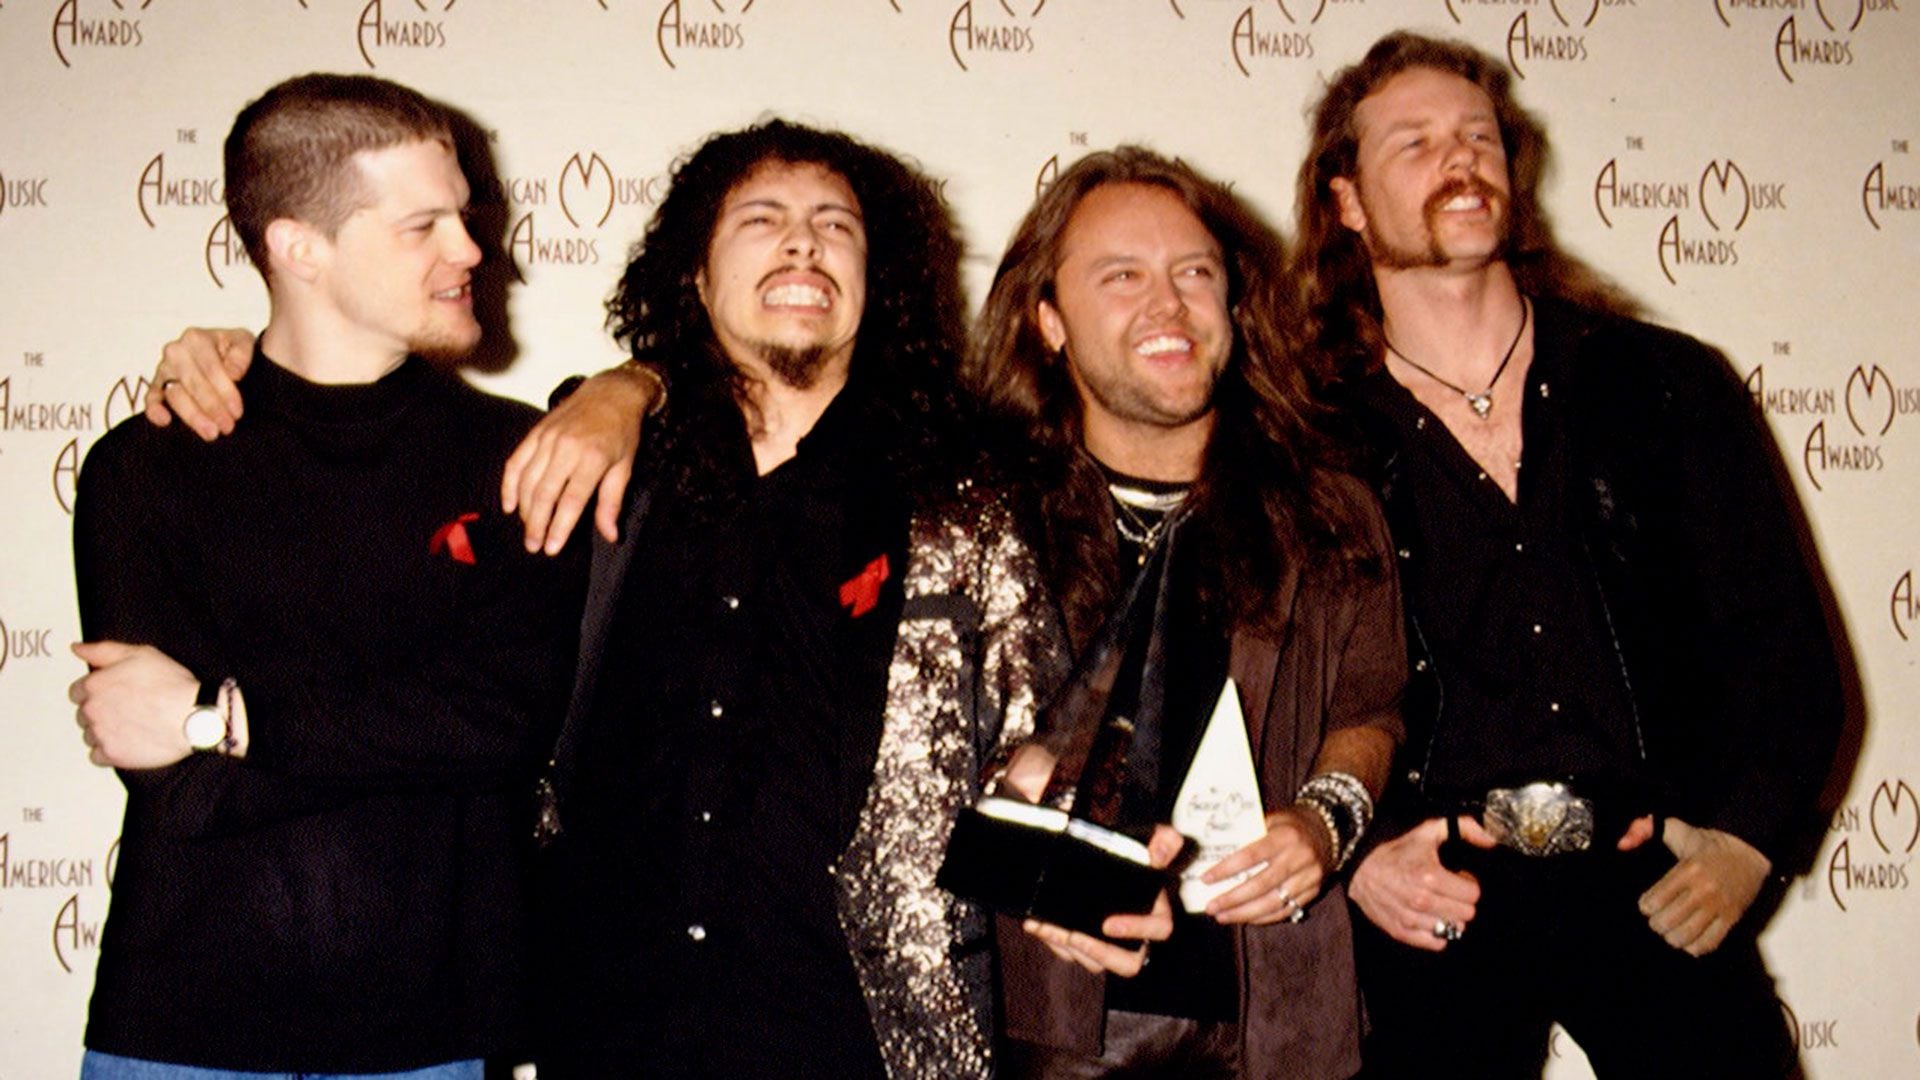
(1383, 297, 1531, 420)
(1108, 483, 1186, 566)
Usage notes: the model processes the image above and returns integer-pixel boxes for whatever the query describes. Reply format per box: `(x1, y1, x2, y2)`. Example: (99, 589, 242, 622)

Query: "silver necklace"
(1383, 297, 1531, 420)
(1109, 483, 1186, 566)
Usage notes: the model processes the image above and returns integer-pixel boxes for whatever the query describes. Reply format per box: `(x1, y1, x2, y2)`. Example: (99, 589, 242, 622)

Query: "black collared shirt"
(1361, 331, 1645, 805)
(568, 387, 910, 1078)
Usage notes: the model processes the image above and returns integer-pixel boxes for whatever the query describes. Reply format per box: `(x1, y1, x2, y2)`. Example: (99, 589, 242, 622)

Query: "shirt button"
(1415, 659, 1429, 672)
(1415, 416, 1428, 431)
(722, 595, 740, 611)
(1549, 702, 1562, 713)
(1532, 624, 1543, 635)
(1397, 548, 1411, 560)
(709, 700, 725, 718)
(697, 810, 713, 824)
(1476, 471, 1488, 482)
(687, 924, 707, 942)
(1514, 542, 1525, 553)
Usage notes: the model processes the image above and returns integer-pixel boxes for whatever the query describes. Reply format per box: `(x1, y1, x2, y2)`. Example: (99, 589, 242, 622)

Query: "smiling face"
(314, 138, 481, 363)
(1330, 65, 1512, 273)
(1036, 182, 1231, 456)
(697, 160, 867, 389)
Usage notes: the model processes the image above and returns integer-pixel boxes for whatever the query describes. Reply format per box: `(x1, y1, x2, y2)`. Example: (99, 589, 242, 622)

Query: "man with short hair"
(70, 74, 583, 1078)
(1292, 32, 1844, 1076)
(139, 118, 1072, 1079)
(968, 147, 1405, 1079)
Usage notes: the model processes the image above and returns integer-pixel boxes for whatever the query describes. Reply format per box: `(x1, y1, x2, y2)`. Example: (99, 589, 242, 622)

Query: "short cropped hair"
(224, 73, 453, 280)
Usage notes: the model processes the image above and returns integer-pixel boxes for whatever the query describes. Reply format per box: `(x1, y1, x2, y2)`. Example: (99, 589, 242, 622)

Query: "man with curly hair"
(142, 120, 1069, 1079)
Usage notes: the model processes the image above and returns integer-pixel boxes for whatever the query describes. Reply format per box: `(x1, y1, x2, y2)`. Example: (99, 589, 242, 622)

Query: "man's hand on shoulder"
(501, 363, 661, 555)
(1628, 817, 1770, 957)
(146, 327, 254, 440)
(1349, 815, 1493, 951)
(69, 641, 199, 769)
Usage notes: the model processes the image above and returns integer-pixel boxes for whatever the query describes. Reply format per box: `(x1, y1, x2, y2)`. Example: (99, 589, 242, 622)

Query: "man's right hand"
(500, 365, 659, 554)
(146, 327, 254, 440)
(1349, 815, 1495, 951)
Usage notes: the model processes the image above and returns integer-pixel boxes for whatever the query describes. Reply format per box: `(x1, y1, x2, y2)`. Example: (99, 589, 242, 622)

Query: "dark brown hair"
(224, 73, 453, 281)
(1290, 31, 1636, 384)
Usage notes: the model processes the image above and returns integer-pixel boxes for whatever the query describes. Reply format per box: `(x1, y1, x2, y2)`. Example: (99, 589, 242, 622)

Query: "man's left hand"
(1621, 815, 1770, 957)
(1203, 807, 1331, 925)
(69, 641, 198, 769)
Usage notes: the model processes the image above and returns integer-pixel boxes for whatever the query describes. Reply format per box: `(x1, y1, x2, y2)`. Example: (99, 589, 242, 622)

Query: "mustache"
(756, 265, 840, 296)
(1423, 176, 1504, 218)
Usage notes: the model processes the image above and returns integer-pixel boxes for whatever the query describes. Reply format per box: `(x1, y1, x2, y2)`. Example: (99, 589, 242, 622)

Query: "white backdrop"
(2, 2, 1915, 1077)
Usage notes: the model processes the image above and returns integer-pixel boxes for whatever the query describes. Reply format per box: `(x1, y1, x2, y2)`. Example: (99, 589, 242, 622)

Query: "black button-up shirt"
(575, 387, 911, 1078)
(1361, 351, 1645, 805)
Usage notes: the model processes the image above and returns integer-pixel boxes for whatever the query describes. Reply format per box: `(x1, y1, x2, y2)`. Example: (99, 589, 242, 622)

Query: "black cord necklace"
(1383, 296, 1531, 420)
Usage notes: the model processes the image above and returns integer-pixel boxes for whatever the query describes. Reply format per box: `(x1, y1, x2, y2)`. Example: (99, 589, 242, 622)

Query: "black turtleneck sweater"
(73, 349, 585, 1072)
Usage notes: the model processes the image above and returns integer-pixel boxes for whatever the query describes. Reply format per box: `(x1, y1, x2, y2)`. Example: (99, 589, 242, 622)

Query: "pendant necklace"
(1383, 296, 1531, 420)
(1109, 483, 1186, 566)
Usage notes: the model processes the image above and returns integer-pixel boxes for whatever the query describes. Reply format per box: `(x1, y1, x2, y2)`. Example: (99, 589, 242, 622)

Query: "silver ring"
(159, 377, 180, 392)
(1287, 906, 1307, 924)
(1431, 918, 1463, 942)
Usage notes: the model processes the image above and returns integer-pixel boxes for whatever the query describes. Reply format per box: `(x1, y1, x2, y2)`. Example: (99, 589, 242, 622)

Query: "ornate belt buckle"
(1483, 781, 1594, 856)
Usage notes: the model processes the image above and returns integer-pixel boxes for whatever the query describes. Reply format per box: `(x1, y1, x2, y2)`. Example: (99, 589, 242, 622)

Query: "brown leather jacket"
(999, 472, 1406, 1080)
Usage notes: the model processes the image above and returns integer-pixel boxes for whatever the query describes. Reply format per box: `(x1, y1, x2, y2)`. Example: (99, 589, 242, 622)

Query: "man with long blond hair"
(1292, 31, 1842, 1077)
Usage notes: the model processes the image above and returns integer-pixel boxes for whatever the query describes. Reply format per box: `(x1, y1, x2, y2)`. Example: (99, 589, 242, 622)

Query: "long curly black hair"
(606, 119, 975, 498)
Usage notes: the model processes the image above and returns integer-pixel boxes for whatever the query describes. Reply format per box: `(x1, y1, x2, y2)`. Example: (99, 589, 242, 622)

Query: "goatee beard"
(757, 342, 831, 389)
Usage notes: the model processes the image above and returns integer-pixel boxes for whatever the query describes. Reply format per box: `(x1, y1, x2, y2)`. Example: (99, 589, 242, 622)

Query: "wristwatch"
(182, 678, 227, 752)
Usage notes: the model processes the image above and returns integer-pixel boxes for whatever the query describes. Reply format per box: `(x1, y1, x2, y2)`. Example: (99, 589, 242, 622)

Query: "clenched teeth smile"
(1440, 194, 1486, 211)
(762, 284, 831, 309)
(432, 284, 469, 301)
(1136, 335, 1192, 357)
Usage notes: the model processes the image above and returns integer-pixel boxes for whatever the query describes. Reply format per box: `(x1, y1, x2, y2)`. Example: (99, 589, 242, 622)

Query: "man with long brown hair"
(1292, 31, 1842, 1076)
(971, 146, 1405, 1079)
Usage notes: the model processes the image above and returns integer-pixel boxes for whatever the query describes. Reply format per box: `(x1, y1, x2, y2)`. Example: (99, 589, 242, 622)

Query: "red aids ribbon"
(838, 554, 890, 618)
(430, 512, 481, 566)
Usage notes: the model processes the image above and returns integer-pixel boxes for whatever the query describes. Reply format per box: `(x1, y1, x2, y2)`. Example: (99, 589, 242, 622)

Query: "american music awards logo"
(356, 0, 455, 70)
(1778, 1001, 1841, 1054)
(656, 0, 750, 70)
(0, 832, 113, 975)
(1, 169, 51, 223)
(1746, 357, 1915, 492)
(1, 371, 145, 513)
(947, 0, 1042, 72)
(1714, 0, 1898, 84)
(1861, 145, 1919, 230)
(1, 372, 98, 514)
(49, 0, 149, 69)
(1590, 152, 1787, 286)
(504, 150, 669, 271)
(1212, 0, 1359, 77)
(1442, 0, 1642, 79)
(1891, 568, 1919, 642)
(1825, 778, 1917, 911)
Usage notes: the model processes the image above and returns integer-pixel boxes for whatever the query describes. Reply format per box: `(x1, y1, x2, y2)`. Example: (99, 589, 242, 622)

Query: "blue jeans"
(80, 1051, 485, 1080)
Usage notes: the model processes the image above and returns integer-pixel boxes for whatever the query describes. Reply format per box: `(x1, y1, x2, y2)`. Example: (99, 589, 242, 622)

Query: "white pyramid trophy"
(1170, 678, 1268, 913)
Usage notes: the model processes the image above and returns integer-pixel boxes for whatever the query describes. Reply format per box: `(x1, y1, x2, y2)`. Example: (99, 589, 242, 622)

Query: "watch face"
(183, 706, 225, 751)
